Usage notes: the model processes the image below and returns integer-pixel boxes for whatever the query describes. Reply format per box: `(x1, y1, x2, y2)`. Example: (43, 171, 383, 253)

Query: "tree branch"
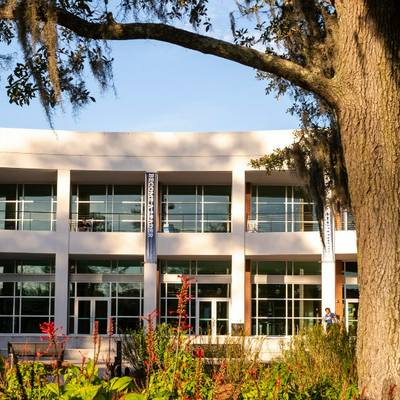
(0, 5, 332, 98)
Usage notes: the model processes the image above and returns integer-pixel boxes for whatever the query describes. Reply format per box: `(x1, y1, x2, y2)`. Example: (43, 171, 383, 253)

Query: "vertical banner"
(145, 172, 158, 264)
(322, 206, 335, 261)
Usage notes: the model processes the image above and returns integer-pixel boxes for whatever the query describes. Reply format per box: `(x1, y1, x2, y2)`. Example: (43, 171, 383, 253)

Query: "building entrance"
(345, 299, 358, 332)
(76, 298, 110, 335)
(197, 299, 229, 335)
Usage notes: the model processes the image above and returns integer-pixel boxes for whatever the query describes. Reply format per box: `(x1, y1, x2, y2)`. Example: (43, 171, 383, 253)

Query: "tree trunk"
(333, 2, 400, 398)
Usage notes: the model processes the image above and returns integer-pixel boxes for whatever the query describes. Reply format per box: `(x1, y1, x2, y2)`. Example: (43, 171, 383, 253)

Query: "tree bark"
(333, 1, 400, 398)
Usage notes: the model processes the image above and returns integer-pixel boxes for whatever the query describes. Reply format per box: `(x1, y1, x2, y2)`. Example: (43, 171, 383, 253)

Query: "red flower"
(193, 347, 205, 358)
(39, 321, 56, 341)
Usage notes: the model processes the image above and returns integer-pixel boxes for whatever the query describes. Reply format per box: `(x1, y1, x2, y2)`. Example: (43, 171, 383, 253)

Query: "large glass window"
(0, 184, 56, 231)
(69, 259, 144, 334)
(71, 185, 144, 232)
(159, 259, 231, 334)
(251, 260, 321, 336)
(161, 185, 231, 232)
(0, 259, 55, 333)
(249, 186, 317, 232)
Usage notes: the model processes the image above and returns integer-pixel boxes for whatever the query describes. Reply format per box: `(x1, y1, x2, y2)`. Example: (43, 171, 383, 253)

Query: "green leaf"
(124, 393, 145, 400)
(109, 376, 133, 392)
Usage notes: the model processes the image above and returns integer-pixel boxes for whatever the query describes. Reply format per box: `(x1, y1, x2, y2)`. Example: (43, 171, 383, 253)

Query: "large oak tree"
(0, 1, 399, 397)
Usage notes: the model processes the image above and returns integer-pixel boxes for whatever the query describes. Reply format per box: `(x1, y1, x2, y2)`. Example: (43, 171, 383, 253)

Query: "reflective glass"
(196, 261, 231, 275)
(257, 186, 285, 203)
(257, 319, 286, 335)
(293, 300, 321, 317)
(21, 317, 51, 333)
(0, 317, 12, 333)
(256, 261, 286, 275)
(258, 284, 286, 299)
(203, 203, 230, 220)
(117, 260, 143, 274)
(117, 318, 140, 332)
(293, 285, 321, 299)
(164, 186, 197, 202)
(258, 300, 286, 318)
(118, 299, 140, 316)
(19, 260, 54, 274)
(21, 298, 49, 315)
(118, 283, 141, 297)
(161, 260, 190, 275)
(21, 282, 50, 296)
(76, 261, 111, 274)
(0, 298, 13, 314)
(113, 185, 142, 202)
(293, 262, 321, 275)
(77, 283, 110, 297)
(203, 186, 230, 202)
(197, 284, 228, 298)
(0, 260, 15, 274)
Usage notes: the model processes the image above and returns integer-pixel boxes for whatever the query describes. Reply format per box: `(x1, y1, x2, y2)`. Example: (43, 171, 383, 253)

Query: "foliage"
(0, 278, 360, 399)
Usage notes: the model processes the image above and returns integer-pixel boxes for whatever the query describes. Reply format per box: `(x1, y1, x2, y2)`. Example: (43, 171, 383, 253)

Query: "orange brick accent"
(335, 260, 344, 319)
(245, 259, 252, 335)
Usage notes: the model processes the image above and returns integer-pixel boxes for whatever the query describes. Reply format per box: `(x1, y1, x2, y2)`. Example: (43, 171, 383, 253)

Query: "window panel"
(256, 261, 286, 275)
(118, 283, 141, 297)
(258, 284, 286, 299)
(0, 298, 13, 314)
(0, 282, 14, 296)
(293, 262, 321, 275)
(196, 261, 230, 275)
(197, 284, 228, 298)
(21, 298, 50, 315)
(21, 282, 50, 297)
(203, 186, 230, 202)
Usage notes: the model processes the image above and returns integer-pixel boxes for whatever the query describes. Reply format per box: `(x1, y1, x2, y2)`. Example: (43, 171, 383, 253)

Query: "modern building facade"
(0, 128, 358, 358)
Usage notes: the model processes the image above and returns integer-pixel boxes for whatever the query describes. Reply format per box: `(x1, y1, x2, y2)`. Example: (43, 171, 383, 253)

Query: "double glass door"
(345, 299, 358, 332)
(77, 299, 110, 334)
(197, 299, 229, 335)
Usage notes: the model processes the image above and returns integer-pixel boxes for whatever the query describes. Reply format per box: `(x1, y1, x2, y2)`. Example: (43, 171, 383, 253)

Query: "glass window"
(117, 260, 143, 274)
(76, 260, 112, 274)
(161, 185, 231, 233)
(19, 260, 54, 274)
(197, 284, 228, 298)
(293, 262, 321, 275)
(0, 184, 55, 232)
(72, 185, 144, 232)
(161, 260, 191, 275)
(77, 283, 110, 297)
(250, 185, 317, 232)
(196, 261, 231, 275)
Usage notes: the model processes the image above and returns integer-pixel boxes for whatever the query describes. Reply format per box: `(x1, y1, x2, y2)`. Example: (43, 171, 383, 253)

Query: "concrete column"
(143, 262, 158, 316)
(230, 167, 246, 333)
(54, 169, 71, 334)
(321, 206, 336, 313)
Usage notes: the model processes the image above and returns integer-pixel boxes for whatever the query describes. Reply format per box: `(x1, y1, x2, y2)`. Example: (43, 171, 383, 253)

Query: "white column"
(321, 206, 336, 313)
(230, 167, 246, 332)
(54, 169, 71, 334)
(143, 262, 158, 316)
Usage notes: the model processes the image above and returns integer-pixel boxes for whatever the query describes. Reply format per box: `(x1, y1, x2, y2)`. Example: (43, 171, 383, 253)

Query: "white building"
(0, 128, 358, 358)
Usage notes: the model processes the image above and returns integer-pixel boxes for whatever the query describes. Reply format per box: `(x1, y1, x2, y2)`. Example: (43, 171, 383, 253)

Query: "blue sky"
(0, 3, 300, 132)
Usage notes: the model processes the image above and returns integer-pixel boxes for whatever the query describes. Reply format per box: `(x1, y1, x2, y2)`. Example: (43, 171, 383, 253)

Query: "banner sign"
(145, 172, 158, 264)
(322, 206, 335, 261)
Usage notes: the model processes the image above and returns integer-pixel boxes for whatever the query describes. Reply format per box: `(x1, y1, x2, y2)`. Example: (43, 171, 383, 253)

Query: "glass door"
(345, 299, 358, 333)
(197, 299, 229, 335)
(77, 299, 110, 335)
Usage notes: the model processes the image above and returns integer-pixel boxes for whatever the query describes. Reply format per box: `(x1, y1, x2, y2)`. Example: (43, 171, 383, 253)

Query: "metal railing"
(70, 213, 143, 232)
(247, 213, 318, 232)
(161, 213, 231, 233)
(0, 211, 56, 231)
